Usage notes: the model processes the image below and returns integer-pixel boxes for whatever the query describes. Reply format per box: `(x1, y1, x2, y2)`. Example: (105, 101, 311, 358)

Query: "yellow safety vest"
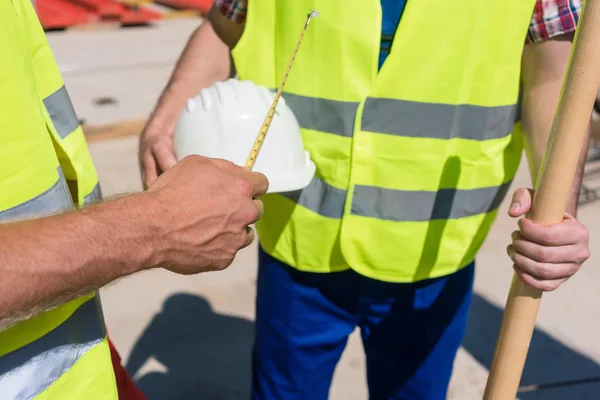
(0, 0, 118, 398)
(232, 0, 536, 282)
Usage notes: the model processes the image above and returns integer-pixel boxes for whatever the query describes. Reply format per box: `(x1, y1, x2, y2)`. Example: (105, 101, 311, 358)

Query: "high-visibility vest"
(0, 0, 118, 398)
(232, 0, 536, 282)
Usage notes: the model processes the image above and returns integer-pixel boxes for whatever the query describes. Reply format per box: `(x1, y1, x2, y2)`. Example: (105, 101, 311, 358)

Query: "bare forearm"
(521, 34, 588, 216)
(521, 94, 589, 217)
(0, 194, 157, 328)
(147, 20, 232, 133)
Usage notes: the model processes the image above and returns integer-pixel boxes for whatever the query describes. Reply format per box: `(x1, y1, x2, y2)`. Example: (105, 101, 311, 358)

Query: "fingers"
(508, 244, 580, 281)
(141, 137, 176, 189)
(209, 158, 269, 197)
(229, 170, 269, 198)
(142, 152, 158, 189)
(242, 226, 256, 249)
(511, 231, 583, 264)
(247, 171, 269, 197)
(210, 158, 239, 171)
(508, 215, 590, 292)
(237, 200, 262, 250)
(254, 199, 264, 219)
(513, 264, 568, 292)
(152, 140, 177, 174)
(518, 215, 584, 246)
(508, 188, 535, 218)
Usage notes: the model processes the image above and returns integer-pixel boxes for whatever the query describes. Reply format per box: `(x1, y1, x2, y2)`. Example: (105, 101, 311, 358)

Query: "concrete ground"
(48, 19, 600, 399)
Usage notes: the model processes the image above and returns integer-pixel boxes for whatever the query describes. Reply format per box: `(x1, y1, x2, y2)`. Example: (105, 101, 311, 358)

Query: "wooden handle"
(483, 1, 600, 398)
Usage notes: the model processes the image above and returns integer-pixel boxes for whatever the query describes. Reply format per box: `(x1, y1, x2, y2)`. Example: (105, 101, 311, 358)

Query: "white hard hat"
(173, 79, 316, 193)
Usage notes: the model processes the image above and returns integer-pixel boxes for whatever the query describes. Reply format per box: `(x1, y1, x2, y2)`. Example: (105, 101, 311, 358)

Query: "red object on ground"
(154, 0, 213, 15)
(36, 0, 161, 30)
(36, 0, 99, 30)
(70, 0, 123, 19)
(120, 7, 163, 26)
(108, 337, 148, 400)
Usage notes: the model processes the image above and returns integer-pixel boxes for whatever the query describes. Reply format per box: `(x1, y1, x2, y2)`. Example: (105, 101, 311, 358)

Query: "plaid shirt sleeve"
(527, 0, 582, 43)
(213, 0, 248, 24)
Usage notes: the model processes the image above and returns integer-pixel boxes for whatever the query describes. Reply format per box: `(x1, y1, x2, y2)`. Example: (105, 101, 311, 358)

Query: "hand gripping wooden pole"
(483, 1, 600, 398)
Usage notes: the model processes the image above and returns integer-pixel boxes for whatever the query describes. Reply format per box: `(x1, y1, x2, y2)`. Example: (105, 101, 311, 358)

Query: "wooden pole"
(483, 1, 600, 398)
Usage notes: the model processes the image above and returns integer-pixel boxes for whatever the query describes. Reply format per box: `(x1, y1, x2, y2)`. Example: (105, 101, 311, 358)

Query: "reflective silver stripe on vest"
(280, 177, 510, 221)
(361, 98, 519, 140)
(83, 183, 103, 206)
(281, 177, 347, 219)
(280, 92, 358, 137)
(280, 91, 518, 140)
(0, 298, 105, 400)
(0, 168, 74, 223)
(350, 182, 512, 221)
(43, 85, 80, 139)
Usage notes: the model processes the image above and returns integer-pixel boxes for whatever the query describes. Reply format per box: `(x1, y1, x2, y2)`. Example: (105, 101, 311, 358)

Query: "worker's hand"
(507, 188, 590, 291)
(144, 155, 269, 274)
(138, 121, 177, 189)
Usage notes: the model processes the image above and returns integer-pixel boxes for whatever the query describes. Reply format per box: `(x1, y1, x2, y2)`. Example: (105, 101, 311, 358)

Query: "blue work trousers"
(251, 247, 475, 400)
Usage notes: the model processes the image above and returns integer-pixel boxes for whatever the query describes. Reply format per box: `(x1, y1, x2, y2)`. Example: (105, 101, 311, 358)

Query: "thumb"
(508, 188, 534, 218)
(153, 141, 178, 173)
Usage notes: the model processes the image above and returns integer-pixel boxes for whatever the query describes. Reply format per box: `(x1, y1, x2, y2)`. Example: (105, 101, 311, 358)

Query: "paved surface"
(49, 19, 600, 399)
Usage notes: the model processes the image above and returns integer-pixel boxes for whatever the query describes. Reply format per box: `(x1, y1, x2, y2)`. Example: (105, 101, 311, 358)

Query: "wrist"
(82, 194, 163, 275)
(144, 85, 189, 139)
(129, 190, 174, 271)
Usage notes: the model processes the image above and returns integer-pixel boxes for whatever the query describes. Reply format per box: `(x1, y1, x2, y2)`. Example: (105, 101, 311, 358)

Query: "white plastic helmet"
(173, 79, 316, 193)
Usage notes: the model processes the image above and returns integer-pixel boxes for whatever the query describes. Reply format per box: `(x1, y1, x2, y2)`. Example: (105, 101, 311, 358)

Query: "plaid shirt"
(215, 0, 247, 23)
(214, 0, 581, 43)
(527, 0, 581, 42)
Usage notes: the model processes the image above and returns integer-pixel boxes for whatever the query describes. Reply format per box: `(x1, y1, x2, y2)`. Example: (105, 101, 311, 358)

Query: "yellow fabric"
(20, 0, 100, 205)
(0, 295, 94, 357)
(0, 1, 116, 398)
(232, 0, 535, 282)
(0, 0, 59, 212)
(36, 338, 118, 400)
(48, 121, 101, 206)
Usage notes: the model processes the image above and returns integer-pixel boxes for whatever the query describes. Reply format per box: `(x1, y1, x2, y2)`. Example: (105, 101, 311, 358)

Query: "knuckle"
(237, 230, 249, 247)
(581, 226, 591, 243)
(179, 154, 194, 166)
(217, 253, 236, 271)
(227, 252, 237, 265)
(568, 263, 581, 277)
(535, 263, 554, 280)
(210, 158, 237, 171)
(541, 229, 557, 245)
(536, 247, 550, 262)
(243, 204, 259, 224)
(245, 228, 255, 246)
(255, 172, 269, 189)
(215, 259, 230, 271)
(150, 140, 165, 152)
(582, 248, 591, 261)
(540, 280, 559, 292)
(186, 154, 203, 164)
(583, 224, 590, 237)
(578, 248, 591, 264)
(235, 178, 254, 197)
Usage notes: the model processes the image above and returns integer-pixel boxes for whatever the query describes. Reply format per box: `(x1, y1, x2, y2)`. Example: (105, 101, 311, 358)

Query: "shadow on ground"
(463, 294, 600, 399)
(125, 292, 600, 400)
(125, 293, 254, 400)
